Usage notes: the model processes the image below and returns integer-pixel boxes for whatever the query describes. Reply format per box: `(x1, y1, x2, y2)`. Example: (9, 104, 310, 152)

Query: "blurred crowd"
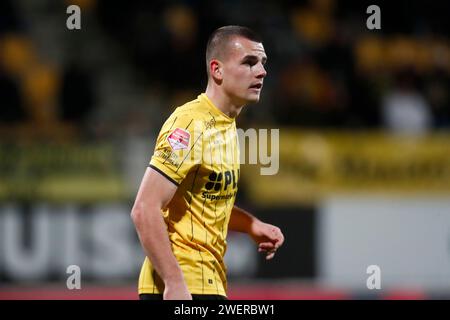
(0, 0, 449, 141)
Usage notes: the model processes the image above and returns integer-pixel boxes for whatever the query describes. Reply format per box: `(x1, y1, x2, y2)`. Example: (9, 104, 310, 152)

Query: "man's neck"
(205, 84, 244, 118)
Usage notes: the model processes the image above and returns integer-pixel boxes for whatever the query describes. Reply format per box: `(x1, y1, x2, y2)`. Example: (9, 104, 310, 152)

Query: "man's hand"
(163, 280, 193, 300)
(228, 206, 285, 260)
(249, 221, 285, 260)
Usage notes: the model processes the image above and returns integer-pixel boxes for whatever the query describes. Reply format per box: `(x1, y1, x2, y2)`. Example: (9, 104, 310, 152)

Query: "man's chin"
(246, 94, 260, 103)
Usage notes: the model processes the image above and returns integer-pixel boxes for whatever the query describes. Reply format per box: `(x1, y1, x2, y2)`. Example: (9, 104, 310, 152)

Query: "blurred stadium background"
(0, 0, 449, 299)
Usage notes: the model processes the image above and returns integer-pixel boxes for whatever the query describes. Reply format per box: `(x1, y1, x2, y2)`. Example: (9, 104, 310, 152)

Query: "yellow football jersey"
(138, 93, 240, 296)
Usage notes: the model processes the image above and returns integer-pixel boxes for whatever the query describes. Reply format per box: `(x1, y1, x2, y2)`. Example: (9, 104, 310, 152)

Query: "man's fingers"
(265, 227, 284, 247)
(266, 229, 279, 241)
(260, 239, 282, 250)
(259, 242, 275, 250)
(258, 246, 275, 252)
(277, 232, 285, 247)
(265, 251, 276, 260)
(271, 229, 284, 246)
(255, 225, 284, 260)
(258, 247, 276, 259)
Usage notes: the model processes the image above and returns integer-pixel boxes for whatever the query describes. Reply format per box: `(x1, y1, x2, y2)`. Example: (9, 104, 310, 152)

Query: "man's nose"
(256, 64, 267, 79)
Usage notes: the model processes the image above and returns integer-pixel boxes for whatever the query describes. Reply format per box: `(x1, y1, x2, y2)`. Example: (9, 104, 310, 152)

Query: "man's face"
(220, 37, 267, 105)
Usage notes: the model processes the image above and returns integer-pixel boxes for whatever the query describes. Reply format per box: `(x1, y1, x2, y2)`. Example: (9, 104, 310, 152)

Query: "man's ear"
(210, 60, 223, 81)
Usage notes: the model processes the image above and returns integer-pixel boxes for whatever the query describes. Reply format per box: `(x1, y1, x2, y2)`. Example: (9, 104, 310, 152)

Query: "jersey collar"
(199, 93, 235, 123)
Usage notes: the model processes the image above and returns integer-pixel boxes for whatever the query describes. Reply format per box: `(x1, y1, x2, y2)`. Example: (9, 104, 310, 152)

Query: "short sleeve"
(149, 113, 203, 186)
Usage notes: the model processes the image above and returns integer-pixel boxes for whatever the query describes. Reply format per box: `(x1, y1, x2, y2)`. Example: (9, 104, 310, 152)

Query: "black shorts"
(139, 294, 227, 300)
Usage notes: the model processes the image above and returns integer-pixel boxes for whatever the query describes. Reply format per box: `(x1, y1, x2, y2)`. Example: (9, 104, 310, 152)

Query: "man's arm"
(131, 167, 192, 300)
(228, 205, 284, 260)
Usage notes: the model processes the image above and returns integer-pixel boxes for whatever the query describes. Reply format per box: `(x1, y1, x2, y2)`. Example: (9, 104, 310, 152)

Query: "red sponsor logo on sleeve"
(167, 128, 190, 150)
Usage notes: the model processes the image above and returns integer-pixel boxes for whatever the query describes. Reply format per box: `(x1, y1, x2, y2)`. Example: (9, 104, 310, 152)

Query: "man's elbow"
(131, 201, 161, 226)
(131, 202, 146, 226)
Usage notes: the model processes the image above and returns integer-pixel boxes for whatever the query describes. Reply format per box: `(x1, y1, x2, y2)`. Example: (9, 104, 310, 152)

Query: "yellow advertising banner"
(241, 130, 450, 205)
(2, 131, 450, 205)
(0, 143, 128, 202)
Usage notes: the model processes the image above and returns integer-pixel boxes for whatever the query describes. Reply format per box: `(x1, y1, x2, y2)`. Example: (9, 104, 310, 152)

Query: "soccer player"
(131, 26, 284, 300)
